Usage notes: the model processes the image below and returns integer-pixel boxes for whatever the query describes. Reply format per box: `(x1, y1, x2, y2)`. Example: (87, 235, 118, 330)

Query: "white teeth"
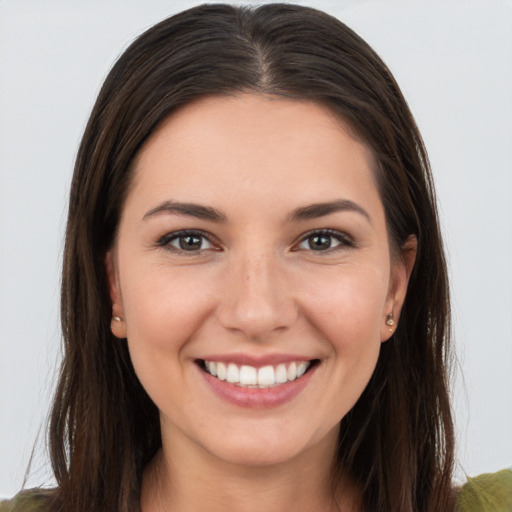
(287, 362, 297, 381)
(239, 365, 258, 386)
(207, 361, 217, 377)
(216, 362, 227, 381)
(297, 362, 308, 378)
(257, 365, 275, 386)
(203, 360, 312, 387)
(226, 363, 239, 383)
(275, 364, 288, 384)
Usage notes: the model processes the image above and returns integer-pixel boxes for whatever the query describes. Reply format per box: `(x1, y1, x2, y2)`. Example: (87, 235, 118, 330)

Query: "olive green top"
(1, 469, 511, 511)
(456, 469, 512, 511)
(0, 488, 51, 512)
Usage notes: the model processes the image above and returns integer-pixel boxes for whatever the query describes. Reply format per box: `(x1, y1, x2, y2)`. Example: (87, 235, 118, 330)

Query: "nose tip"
(217, 257, 297, 341)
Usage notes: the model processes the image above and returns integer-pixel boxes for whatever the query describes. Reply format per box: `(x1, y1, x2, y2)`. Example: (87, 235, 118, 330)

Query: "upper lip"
(196, 353, 316, 367)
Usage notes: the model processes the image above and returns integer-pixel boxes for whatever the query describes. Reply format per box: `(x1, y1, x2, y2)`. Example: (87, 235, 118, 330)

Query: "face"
(107, 94, 413, 469)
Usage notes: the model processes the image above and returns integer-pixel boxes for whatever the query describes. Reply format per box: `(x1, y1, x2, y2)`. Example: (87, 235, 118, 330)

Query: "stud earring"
(110, 315, 126, 339)
(386, 313, 395, 332)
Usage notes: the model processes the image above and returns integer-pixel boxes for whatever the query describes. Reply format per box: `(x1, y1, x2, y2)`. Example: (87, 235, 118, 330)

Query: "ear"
(105, 250, 127, 339)
(381, 235, 417, 341)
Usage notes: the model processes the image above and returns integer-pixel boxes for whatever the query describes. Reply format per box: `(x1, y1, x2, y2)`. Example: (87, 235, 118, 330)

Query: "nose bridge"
(218, 246, 296, 339)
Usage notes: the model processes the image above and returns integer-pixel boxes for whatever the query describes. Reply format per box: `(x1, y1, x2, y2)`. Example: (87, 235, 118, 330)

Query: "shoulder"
(0, 488, 54, 512)
(457, 469, 512, 512)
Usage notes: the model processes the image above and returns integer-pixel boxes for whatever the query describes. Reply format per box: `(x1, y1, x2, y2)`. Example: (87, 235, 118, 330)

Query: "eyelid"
(292, 228, 354, 252)
(157, 229, 221, 253)
(156, 228, 353, 254)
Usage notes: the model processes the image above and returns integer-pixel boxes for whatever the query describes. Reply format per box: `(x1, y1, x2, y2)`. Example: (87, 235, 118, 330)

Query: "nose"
(217, 251, 298, 341)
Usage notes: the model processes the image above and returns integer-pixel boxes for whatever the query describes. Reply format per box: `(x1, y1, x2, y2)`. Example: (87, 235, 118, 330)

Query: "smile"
(199, 360, 315, 388)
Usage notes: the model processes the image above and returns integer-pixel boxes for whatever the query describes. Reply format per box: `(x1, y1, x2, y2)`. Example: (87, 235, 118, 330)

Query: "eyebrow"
(143, 200, 227, 222)
(286, 199, 372, 224)
(142, 198, 371, 224)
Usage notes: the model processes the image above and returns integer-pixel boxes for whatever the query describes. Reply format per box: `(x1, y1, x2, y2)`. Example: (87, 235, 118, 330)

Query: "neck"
(140, 426, 360, 512)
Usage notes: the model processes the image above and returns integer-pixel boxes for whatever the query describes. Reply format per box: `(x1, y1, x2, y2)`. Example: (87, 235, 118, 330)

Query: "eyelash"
(157, 228, 354, 254)
(293, 229, 354, 253)
(157, 230, 219, 254)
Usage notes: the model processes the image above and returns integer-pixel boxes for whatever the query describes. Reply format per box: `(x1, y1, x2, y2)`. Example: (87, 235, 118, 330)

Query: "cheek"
(299, 263, 389, 350)
(120, 260, 213, 338)
(118, 265, 220, 419)
(117, 260, 219, 393)
(298, 267, 387, 422)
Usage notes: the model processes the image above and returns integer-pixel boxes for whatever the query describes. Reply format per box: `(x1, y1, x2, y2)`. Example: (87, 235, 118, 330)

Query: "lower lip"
(198, 363, 317, 409)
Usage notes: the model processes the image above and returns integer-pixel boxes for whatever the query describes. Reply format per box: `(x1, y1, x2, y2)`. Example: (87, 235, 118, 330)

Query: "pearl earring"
(386, 313, 395, 332)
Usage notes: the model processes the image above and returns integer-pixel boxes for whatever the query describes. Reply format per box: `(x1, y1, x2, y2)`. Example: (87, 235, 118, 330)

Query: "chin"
(199, 421, 339, 469)
(211, 442, 308, 468)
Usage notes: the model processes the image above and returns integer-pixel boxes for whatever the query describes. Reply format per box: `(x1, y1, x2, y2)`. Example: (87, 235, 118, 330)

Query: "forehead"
(127, 94, 381, 218)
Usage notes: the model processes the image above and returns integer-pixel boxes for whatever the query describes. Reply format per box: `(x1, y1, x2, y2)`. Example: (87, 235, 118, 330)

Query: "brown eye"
(308, 234, 333, 251)
(159, 230, 215, 252)
(178, 234, 204, 251)
(295, 230, 353, 252)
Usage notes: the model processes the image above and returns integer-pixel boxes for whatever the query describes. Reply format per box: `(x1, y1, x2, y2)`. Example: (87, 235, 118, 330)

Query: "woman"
(2, 4, 510, 512)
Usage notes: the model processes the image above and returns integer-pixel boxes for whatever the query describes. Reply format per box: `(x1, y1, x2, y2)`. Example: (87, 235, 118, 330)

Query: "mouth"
(197, 359, 319, 389)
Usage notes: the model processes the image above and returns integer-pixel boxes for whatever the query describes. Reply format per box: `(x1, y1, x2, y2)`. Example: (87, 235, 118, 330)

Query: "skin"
(107, 94, 416, 512)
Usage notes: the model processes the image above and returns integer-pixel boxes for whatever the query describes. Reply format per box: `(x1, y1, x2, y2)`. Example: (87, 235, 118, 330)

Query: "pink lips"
(197, 355, 317, 409)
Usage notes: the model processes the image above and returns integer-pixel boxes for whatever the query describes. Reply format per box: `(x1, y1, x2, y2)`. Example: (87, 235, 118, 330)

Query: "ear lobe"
(105, 251, 127, 339)
(381, 235, 417, 342)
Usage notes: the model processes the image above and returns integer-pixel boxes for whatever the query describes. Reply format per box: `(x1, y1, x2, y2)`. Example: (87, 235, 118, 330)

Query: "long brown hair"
(47, 4, 454, 511)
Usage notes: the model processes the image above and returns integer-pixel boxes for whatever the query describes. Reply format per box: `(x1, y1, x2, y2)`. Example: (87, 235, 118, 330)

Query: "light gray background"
(1, 0, 511, 498)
